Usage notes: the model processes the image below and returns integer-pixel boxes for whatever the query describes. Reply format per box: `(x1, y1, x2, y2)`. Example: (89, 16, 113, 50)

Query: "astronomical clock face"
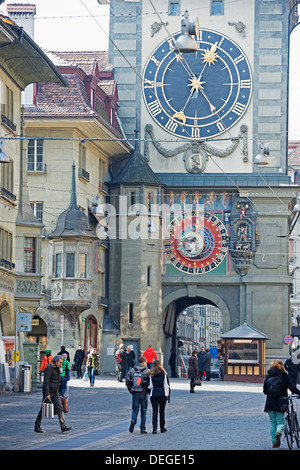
(164, 211, 228, 274)
(142, 28, 252, 139)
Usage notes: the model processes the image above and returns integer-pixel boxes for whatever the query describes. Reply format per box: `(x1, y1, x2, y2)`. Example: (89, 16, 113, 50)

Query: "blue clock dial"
(142, 29, 252, 139)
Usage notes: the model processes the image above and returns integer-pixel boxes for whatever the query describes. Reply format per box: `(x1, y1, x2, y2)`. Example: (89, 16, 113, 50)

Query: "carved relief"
(144, 124, 248, 172)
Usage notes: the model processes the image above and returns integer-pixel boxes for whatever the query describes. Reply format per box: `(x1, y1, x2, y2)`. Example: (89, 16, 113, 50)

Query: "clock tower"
(107, 0, 297, 373)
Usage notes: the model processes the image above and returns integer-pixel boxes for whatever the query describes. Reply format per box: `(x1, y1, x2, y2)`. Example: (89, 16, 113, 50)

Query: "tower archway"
(162, 286, 231, 376)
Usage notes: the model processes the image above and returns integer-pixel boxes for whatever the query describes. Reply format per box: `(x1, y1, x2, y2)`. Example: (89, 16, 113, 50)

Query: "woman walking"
(188, 349, 200, 393)
(263, 359, 300, 448)
(148, 360, 170, 434)
(86, 348, 100, 387)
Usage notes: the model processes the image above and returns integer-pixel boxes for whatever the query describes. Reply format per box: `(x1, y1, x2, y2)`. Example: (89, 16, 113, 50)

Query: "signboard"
(284, 335, 293, 344)
(17, 312, 32, 332)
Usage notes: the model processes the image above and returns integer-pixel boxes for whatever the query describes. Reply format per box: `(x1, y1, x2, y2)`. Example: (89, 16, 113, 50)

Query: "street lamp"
(0, 140, 10, 163)
(175, 10, 199, 53)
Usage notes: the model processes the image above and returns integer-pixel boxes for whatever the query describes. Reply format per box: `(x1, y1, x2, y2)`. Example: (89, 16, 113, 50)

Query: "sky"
(1, 0, 300, 141)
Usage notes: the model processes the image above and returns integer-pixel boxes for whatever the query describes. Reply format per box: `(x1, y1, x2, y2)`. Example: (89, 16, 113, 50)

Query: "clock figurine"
(142, 28, 252, 140)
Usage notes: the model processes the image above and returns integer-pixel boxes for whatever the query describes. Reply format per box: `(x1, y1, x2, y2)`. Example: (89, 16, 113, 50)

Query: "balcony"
(0, 187, 16, 203)
(50, 278, 92, 314)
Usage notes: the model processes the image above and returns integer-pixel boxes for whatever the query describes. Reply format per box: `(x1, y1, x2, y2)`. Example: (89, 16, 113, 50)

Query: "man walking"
(34, 355, 72, 433)
(126, 357, 150, 434)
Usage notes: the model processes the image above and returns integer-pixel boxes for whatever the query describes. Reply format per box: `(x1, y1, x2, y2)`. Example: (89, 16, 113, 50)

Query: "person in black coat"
(34, 355, 72, 434)
(284, 353, 299, 388)
(73, 345, 85, 378)
(197, 346, 207, 380)
(188, 350, 200, 393)
(263, 359, 300, 448)
(57, 345, 70, 362)
(168, 349, 176, 378)
(126, 346, 136, 372)
(148, 360, 170, 434)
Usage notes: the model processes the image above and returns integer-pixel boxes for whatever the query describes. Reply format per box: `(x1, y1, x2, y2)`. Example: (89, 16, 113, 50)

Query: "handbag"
(61, 396, 68, 413)
(194, 377, 202, 386)
(41, 399, 54, 418)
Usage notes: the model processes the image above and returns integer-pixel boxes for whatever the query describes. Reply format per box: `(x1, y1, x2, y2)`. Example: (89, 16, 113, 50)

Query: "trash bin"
(20, 364, 32, 392)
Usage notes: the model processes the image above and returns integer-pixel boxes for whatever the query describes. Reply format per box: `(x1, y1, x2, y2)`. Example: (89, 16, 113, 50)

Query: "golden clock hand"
(199, 88, 216, 113)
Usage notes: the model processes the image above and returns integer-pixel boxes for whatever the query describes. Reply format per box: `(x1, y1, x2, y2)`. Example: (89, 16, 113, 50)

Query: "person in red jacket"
(142, 345, 157, 369)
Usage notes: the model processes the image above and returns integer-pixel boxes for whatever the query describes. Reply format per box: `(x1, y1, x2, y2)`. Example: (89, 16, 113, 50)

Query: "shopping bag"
(83, 370, 89, 381)
(41, 399, 54, 418)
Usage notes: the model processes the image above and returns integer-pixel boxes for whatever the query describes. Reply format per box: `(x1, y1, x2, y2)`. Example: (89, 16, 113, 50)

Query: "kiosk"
(220, 321, 269, 383)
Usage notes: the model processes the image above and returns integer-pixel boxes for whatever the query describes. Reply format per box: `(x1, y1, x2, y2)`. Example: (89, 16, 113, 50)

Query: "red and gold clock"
(164, 211, 228, 274)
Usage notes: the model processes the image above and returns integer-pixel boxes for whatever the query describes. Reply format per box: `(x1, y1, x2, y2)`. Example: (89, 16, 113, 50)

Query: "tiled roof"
(289, 145, 300, 167)
(25, 74, 96, 117)
(7, 3, 36, 14)
(48, 51, 110, 73)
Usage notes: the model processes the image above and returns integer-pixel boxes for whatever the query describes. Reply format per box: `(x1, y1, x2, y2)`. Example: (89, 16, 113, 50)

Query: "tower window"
(169, 1, 180, 15)
(211, 0, 224, 15)
(147, 266, 151, 287)
(129, 303, 133, 323)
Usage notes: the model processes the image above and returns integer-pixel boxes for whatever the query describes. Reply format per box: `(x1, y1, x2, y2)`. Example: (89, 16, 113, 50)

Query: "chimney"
(6, 3, 36, 38)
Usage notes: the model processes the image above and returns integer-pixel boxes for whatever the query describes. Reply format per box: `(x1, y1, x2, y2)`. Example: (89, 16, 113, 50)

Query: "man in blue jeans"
(126, 356, 150, 434)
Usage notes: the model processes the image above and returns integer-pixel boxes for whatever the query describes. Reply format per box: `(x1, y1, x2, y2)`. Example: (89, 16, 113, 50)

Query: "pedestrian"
(34, 355, 72, 434)
(188, 349, 200, 393)
(284, 352, 299, 388)
(126, 346, 136, 371)
(148, 360, 170, 434)
(197, 346, 207, 380)
(115, 344, 127, 382)
(39, 349, 52, 382)
(86, 347, 100, 387)
(142, 344, 158, 369)
(205, 348, 212, 381)
(57, 345, 70, 362)
(126, 357, 150, 434)
(73, 345, 85, 378)
(59, 353, 70, 396)
(168, 349, 176, 377)
(263, 359, 300, 448)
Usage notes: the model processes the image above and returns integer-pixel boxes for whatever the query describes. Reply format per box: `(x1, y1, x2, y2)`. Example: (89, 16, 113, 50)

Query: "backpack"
(266, 374, 282, 398)
(114, 350, 122, 363)
(130, 367, 146, 394)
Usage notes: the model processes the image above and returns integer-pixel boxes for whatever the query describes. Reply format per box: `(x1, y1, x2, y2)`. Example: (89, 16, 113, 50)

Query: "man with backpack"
(126, 357, 150, 434)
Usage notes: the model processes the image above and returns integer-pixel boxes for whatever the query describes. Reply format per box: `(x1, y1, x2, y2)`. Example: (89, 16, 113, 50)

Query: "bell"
(175, 10, 199, 53)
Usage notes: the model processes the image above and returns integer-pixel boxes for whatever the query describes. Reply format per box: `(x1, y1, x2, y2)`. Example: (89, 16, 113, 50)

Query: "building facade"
(0, 11, 66, 390)
(107, 0, 299, 373)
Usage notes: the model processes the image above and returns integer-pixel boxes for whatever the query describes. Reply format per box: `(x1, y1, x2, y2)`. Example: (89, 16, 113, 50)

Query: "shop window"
(227, 340, 259, 363)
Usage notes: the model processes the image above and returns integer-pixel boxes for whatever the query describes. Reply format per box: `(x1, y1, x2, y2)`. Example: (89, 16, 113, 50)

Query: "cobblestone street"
(0, 376, 295, 453)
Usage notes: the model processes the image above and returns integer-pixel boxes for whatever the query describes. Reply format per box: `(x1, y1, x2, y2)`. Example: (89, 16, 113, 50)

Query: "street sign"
(284, 335, 293, 344)
(17, 312, 32, 332)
